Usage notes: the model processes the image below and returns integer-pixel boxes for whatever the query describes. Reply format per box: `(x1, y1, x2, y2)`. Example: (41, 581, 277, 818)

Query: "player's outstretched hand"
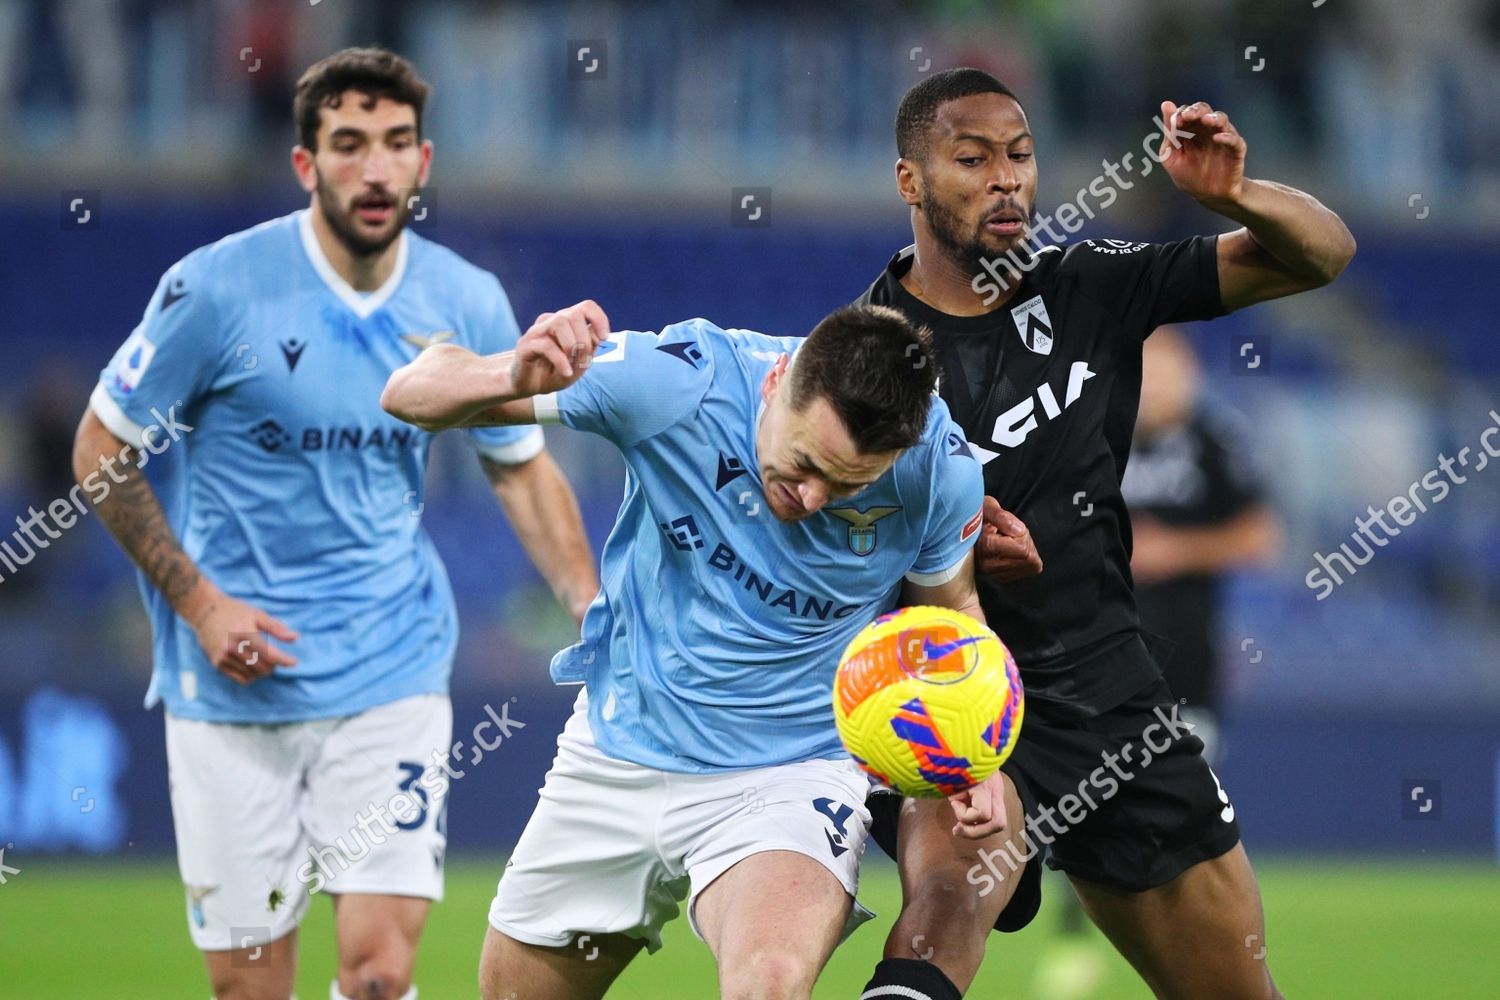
(975, 495, 1043, 581)
(948, 770, 1009, 840)
(188, 587, 299, 685)
(1158, 100, 1248, 208)
(510, 300, 611, 398)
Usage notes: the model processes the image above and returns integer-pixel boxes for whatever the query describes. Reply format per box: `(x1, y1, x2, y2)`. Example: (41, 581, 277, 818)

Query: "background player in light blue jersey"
(70, 49, 598, 1000)
(383, 300, 1004, 1000)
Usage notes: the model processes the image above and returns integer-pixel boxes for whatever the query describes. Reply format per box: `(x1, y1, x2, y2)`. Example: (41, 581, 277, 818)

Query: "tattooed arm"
(72, 408, 298, 684)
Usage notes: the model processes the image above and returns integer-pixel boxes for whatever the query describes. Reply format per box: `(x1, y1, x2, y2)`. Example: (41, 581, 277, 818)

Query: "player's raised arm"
(381, 299, 611, 431)
(1157, 100, 1357, 312)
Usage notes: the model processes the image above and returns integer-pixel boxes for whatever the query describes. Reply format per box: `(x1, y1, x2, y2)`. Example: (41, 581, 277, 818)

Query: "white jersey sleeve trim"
(89, 383, 149, 449)
(471, 427, 545, 465)
(533, 393, 563, 425)
(904, 557, 968, 589)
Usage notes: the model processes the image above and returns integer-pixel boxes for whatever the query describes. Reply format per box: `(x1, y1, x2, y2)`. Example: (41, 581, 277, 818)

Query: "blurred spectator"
(1123, 327, 1282, 759)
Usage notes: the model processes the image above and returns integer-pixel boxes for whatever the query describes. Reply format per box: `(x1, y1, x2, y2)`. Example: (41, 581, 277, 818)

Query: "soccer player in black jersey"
(855, 69, 1355, 1000)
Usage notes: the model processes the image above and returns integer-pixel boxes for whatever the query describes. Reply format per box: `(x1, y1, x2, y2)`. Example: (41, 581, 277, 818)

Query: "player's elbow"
(378, 372, 412, 421)
(1315, 224, 1357, 287)
(380, 369, 446, 433)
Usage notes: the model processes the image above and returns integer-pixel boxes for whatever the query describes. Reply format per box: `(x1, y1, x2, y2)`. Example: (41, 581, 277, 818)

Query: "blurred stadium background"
(1, 1, 1498, 997)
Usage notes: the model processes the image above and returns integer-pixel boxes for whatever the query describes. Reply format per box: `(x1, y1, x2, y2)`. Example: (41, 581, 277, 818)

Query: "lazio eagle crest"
(825, 505, 901, 556)
(400, 330, 456, 351)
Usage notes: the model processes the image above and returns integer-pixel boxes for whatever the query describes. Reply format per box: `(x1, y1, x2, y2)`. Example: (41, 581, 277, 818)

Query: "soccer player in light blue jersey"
(70, 49, 598, 1000)
(383, 300, 1005, 1000)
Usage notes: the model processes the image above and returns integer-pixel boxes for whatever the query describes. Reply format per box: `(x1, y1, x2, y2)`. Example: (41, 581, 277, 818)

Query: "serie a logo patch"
(114, 332, 158, 393)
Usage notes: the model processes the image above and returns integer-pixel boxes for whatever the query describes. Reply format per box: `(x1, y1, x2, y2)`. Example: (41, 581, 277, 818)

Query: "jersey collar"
(297, 208, 409, 319)
(872, 243, 1054, 335)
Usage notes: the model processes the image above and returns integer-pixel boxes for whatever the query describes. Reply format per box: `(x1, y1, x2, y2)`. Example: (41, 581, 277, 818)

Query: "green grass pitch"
(3, 855, 1496, 998)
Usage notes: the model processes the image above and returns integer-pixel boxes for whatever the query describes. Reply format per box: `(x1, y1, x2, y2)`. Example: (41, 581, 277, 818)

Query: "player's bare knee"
(719, 948, 817, 1000)
(337, 956, 412, 1000)
(206, 954, 294, 1000)
(208, 977, 293, 1000)
(903, 866, 993, 928)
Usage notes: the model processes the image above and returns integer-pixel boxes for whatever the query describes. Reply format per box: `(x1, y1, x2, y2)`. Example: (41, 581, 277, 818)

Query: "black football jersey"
(859, 237, 1224, 716)
(1122, 406, 1265, 708)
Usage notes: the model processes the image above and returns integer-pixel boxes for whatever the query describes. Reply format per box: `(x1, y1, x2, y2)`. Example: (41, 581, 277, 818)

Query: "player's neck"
(901, 236, 1015, 318)
(308, 205, 400, 292)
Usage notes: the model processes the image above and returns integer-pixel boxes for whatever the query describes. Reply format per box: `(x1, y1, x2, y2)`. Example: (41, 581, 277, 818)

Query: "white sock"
(329, 983, 415, 1000)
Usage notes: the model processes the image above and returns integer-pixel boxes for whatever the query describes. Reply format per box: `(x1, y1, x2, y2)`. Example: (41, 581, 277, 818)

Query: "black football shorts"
(868, 675, 1242, 932)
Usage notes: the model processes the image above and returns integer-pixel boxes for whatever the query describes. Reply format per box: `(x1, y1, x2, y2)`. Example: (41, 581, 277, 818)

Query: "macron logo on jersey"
(716, 453, 748, 491)
(656, 341, 704, 368)
(160, 278, 189, 313)
(279, 337, 307, 372)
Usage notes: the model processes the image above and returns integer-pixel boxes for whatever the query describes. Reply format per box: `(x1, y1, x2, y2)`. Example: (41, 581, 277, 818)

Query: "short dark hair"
(294, 47, 430, 151)
(896, 67, 1019, 162)
(789, 306, 937, 454)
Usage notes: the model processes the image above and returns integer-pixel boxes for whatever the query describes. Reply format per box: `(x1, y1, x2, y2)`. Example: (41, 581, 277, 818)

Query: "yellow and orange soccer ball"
(834, 606, 1024, 798)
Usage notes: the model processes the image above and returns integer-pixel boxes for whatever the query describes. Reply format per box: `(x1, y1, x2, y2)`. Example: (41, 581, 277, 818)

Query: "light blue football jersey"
(91, 209, 542, 723)
(536, 320, 985, 772)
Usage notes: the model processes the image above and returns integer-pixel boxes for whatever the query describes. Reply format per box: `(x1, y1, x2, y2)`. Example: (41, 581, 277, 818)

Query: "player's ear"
(291, 146, 317, 194)
(760, 354, 790, 404)
(417, 138, 434, 187)
(896, 158, 922, 207)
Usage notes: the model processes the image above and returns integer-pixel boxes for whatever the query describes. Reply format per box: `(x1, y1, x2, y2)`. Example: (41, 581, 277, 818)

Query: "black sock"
(860, 958, 962, 1000)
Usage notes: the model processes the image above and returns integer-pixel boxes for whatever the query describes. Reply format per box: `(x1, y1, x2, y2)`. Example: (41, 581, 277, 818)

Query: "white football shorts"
(166, 693, 452, 951)
(488, 690, 875, 954)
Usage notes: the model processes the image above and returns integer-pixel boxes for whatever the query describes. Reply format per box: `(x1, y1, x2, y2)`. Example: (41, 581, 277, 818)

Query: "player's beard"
(315, 171, 410, 258)
(921, 187, 1033, 276)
